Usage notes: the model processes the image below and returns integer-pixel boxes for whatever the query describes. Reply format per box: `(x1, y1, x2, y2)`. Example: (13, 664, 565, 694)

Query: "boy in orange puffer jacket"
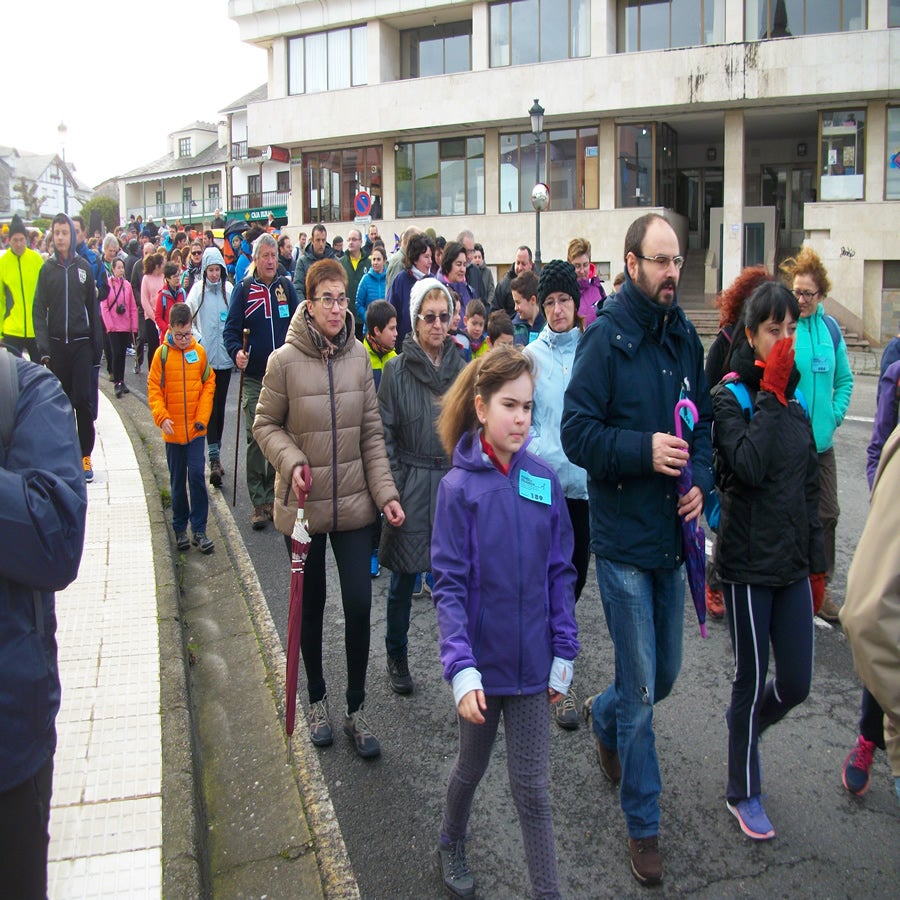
(148, 302, 216, 553)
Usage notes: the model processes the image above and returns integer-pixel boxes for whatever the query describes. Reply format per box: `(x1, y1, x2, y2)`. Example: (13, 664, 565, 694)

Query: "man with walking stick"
(224, 233, 299, 529)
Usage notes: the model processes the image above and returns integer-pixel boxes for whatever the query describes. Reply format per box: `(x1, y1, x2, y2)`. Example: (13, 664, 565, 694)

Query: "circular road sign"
(354, 190, 372, 217)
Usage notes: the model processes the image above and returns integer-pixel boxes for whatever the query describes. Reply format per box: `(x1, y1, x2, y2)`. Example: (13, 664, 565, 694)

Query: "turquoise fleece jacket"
(793, 304, 854, 452)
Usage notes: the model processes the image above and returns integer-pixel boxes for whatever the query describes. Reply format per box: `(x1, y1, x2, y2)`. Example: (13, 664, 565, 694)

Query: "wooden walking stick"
(233, 328, 250, 507)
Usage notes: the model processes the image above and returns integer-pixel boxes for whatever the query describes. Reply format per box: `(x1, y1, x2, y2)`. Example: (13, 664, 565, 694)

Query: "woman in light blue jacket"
(780, 247, 853, 622)
(186, 247, 235, 487)
(524, 259, 588, 731)
(355, 246, 387, 334)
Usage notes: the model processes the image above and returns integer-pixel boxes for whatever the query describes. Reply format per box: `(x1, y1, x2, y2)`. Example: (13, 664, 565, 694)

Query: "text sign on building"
(262, 145, 291, 163)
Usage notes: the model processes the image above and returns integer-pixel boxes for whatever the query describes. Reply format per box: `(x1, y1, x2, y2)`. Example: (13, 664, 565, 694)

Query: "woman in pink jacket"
(100, 257, 139, 397)
(140, 252, 165, 366)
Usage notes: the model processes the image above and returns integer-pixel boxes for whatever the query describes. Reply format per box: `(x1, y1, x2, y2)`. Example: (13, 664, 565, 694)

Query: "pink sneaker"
(842, 735, 875, 795)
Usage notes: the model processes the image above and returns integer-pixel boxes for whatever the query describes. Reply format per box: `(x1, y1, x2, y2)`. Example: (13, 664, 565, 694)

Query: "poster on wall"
(843, 146, 855, 167)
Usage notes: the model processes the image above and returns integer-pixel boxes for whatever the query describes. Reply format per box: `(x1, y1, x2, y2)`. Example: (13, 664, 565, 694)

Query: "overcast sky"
(6, 0, 267, 188)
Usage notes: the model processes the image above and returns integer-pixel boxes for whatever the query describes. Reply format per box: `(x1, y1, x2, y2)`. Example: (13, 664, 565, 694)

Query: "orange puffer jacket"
(148, 331, 215, 444)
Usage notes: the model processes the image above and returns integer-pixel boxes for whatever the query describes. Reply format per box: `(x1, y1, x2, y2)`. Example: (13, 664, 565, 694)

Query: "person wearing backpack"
(712, 282, 826, 842)
(780, 247, 853, 622)
(0, 343, 87, 896)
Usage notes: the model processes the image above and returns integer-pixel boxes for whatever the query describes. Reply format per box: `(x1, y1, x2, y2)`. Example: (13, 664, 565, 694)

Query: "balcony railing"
(232, 140, 248, 160)
(125, 198, 221, 222)
(231, 190, 290, 211)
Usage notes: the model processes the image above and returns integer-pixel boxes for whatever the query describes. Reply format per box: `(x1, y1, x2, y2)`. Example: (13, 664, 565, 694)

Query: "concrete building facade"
(228, 0, 900, 340)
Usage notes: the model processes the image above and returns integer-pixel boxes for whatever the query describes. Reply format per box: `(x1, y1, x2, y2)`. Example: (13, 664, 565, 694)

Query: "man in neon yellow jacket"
(0, 215, 44, 360)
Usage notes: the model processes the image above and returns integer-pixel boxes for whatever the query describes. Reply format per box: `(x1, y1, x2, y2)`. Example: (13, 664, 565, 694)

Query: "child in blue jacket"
(430, 346, 578, 900)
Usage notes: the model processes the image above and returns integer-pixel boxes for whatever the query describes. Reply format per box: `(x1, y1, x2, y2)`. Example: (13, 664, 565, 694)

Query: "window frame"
(618, 0, 726, 52)
(615, 122, 678, 208)
(745, 0, 866, 40)
(302, 146, 383, 223)
(489, 0, 590, 67)
(887, 107, 900, 201)
(276, 170, 291, 194)
(818, 108, 866, 202)
(287, 25, 368, 96)
(178, 137, 191, 158)
(395, 138, 485, 219)
(400, 21, 472, 79)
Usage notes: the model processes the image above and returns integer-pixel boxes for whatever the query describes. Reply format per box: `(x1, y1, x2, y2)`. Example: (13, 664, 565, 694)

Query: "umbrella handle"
(674, 398, 700, 440)
(296, 463, 312, 511)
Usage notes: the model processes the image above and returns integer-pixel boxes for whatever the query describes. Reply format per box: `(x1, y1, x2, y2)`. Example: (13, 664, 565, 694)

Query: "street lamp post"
(528, 99, 546, 273)
(58, 122, 68, 216)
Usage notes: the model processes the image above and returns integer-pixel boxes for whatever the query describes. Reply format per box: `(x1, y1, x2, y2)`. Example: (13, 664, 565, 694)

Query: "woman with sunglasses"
(779, 248, 854, 622)
(377, 277, 466, 696)
(254, 258, 404, 759)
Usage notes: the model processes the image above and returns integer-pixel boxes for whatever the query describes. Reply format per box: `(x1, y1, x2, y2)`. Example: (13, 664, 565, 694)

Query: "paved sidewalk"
(49, 391, 162, 897)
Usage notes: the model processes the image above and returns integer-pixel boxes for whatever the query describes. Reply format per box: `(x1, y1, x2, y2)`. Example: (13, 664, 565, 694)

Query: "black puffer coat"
(377, 334, 466, 573)
(712, 339, 826, 586)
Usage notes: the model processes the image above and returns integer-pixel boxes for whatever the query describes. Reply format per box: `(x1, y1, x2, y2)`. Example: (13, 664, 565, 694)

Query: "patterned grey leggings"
(440, 692, 560, 899)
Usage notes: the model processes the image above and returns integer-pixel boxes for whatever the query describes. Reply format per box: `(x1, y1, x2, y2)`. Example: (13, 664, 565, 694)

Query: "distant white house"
(0, 145, 87, 220)
(119, 84, 291, 230)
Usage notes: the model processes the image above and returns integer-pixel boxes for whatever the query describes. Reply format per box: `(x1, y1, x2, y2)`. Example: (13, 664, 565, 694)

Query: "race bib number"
(519, 470, 551, 505)
(278, 303, 290, 318)
(184, 349, 199, 364)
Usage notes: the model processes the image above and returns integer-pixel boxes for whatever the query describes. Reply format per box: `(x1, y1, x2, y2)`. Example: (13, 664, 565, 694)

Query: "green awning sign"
(225, 206, 287, 223)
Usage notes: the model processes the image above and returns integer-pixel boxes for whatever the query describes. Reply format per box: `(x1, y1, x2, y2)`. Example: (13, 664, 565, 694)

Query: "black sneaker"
(387, 655, 414, 694)
(209, 458, 224, 488)
(552, 688, 580, 730)
(435, 840, 475, 898)
(343, 707, 381, 758)
(191, 532, 214, 554)
(121, 383, 130, 394)
(114, 382, 124, 398)
(175, 531, 190, 552)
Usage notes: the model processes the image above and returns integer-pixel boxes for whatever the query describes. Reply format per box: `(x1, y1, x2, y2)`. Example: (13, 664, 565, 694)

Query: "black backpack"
(0, 347, 18, 458)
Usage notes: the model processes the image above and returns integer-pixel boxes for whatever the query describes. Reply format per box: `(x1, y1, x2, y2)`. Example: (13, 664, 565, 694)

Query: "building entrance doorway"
(678, 168, 723, 251)
(760, 164, 815, 252)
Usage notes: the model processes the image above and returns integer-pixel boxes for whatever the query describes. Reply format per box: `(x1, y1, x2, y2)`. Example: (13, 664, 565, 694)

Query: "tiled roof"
(121, 141, 228, 180)
(219, 83, 267, 114)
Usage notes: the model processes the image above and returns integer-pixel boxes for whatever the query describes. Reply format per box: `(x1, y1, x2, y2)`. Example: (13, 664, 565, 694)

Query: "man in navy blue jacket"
(562, 213, 713, 887)
(0, 345, 87, 897)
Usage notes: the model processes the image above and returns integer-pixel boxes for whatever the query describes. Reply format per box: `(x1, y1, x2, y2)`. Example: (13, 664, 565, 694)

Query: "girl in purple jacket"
(430, 347, 578, 900)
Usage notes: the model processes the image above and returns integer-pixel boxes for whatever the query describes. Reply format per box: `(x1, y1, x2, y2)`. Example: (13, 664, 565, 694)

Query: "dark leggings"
(565, 497, 590, 601)
(723, 579, 813, 803)
(284, 524, 373, 713)
(859, 686, 886, 749)
(206, 367, 233, 451)
(0, 757, 52, 899)
(49, 338, 95, 457)
(108, 331, 131, 384)
(143, 317, 159, 364)
(441, 693, 560, 899)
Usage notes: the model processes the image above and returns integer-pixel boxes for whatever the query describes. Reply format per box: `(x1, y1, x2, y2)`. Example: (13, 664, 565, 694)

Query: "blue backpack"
(705, 378, 808, 532)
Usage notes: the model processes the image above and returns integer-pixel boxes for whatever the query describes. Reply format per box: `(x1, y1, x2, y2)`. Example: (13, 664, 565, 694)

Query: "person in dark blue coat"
(0, 345, 87, 897)
(561, 213, 713, 887)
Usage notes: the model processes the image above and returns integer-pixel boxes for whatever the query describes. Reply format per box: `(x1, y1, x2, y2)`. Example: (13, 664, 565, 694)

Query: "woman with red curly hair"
(703, 266, 773, 620)
(779, 247, 853, 622)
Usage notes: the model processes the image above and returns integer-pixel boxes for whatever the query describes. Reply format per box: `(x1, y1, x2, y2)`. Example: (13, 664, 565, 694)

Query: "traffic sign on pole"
(353, 190, 372, 217)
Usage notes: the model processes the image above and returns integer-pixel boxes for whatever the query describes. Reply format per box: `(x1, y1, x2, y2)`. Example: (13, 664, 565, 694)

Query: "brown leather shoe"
(817, 591, 841, 623)
(628, 835, 662, 886)
(251, 505, 268, 530)
(596, 737, 622, 784)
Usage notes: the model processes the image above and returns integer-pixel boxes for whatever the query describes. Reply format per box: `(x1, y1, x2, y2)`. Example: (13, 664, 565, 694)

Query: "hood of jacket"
(601, 272, 691, 354)
(52, 215, 78, 266)
(302, 241, 336, 264)
(399, 332, 464, 393)
(533, 322, 581, 354)
(200, 246, 227, 280)
(452, 426, 533, 473)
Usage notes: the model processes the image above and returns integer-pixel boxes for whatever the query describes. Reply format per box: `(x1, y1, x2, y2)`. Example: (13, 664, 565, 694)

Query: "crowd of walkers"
(3, 206, 898, 899)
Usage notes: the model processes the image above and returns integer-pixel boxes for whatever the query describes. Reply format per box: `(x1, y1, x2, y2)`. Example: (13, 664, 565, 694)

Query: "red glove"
(809, 573, 826, 615)
(760, 337, 795, 406)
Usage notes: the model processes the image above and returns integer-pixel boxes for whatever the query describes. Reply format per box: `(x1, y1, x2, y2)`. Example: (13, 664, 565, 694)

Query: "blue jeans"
(591, 557, 685, 838)
(385, 571, 417, 658)
(166, 436, 208, 534)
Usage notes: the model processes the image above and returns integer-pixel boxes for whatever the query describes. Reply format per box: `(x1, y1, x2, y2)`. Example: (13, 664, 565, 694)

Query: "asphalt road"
(131, 361, 899, 898)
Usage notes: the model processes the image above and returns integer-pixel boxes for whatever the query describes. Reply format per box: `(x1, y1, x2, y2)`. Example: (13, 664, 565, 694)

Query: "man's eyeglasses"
(792, 289, 820, 301)
(311, 295, 349, 310)
(418, 312, 450, 325)
(635, 253, 685, 270)
(171, 331, 192, 341)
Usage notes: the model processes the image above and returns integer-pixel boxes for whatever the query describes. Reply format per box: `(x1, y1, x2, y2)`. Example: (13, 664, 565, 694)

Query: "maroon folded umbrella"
(674, 399, 707, 638)
(286, 464, 312, 751)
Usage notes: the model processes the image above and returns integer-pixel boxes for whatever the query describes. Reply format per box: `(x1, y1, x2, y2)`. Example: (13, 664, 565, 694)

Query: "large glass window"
(746, 1, 865, 39)
(617, 123, 677, 208)
(395, 138, 484, 218)
(499, 128, 598, 213)
(885, 108, 900, 201)
(490, 0, 590, 67)
(820, 109, 865, 201)
(303, 146, 382, 222)
(892, 0, 900, 27)
(619, 1, 725, 51)
(401, 22, 471, 78)
(288, 26, 367, 95)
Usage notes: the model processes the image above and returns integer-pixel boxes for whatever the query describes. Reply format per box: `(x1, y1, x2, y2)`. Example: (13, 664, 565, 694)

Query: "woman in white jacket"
(187, 247, 234, 487)
(523, 259, 589, 731)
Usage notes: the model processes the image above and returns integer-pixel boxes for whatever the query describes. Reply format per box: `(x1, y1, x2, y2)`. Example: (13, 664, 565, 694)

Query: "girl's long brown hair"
(437, 346, 534, 458)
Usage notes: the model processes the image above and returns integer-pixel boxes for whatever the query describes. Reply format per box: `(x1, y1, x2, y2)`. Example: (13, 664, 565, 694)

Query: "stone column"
(721, 109, 745, 289)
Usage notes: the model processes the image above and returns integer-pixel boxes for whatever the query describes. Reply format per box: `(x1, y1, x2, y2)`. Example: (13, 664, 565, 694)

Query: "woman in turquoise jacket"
(780, 247, 853, 622)
(523, 259, 589, 732)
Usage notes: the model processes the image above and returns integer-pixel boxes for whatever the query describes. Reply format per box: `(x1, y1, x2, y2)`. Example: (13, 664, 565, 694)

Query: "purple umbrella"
(674, 399, 707, 638)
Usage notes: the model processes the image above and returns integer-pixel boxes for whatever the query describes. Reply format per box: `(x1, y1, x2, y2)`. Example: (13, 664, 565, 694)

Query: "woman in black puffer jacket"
(712, 281, 826, 843)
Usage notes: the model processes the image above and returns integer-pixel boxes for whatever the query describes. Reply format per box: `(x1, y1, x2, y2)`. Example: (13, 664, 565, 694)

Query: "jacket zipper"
(181, 347, 189, 440)
(328, 356, 339, 531)
(17, 256, 30, 338)
(513, 470, 524, 694)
